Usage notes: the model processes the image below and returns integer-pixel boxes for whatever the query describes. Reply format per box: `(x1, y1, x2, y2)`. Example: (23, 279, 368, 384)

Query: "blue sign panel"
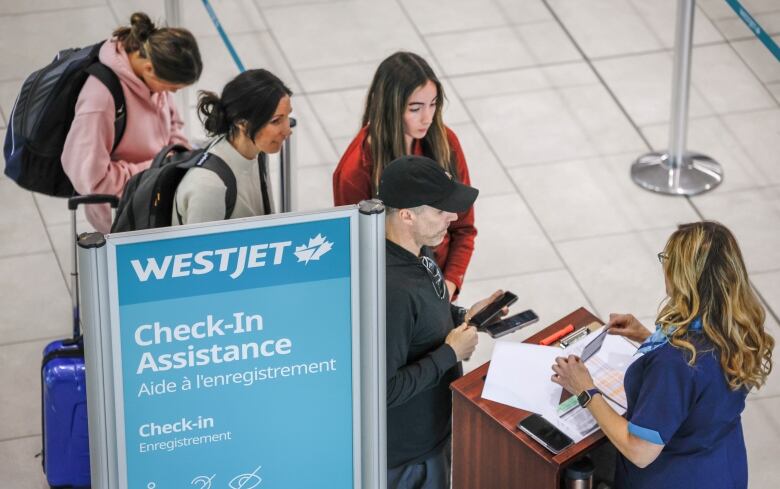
(110, 217, 355, 489)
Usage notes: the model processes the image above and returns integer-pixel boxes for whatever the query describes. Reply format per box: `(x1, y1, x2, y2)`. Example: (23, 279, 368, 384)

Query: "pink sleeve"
(167, 93, 190, 148)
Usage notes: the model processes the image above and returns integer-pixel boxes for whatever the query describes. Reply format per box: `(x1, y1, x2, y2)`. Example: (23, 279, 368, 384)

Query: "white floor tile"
(294, 164, 334, 212)
(468, 85, 645, 166)
(460, 269, 592, 372)
(263, 1, 426, 70)
(510, 154, 700, 242)
(712, 11, 780, 42)
(640, 116, 771, 193)
(721, 109, 780, 186)
(0, 252, 71, 344)
(191, 31, 299, 97)
(628, 0, 724, 48)
(768, 82, 780, 104)
(692, 186, 780, 274)
(512, 20, 582, 65)
(691, 43, 776, 115)
(752, 271, 780, 319)
(0, 436, 48, 488)
(447, 122, 515, 197)
(296, 60, 382, 94)
(108, 0, 267, 37)
(451, 62, 598, 100)
(546, 0, 662, 58)
(0, 181, 51, 257)
(0, 80, 22, 126)
(731, 36, 780, 84)
(399, 0, 506, 35)
(306, 88, 365, 140)
(0, 6, 115, 82)
(557, 228, 673, 320)
(426, 26, 537, 76)
(467, 193, 562, 281)
(290, 95, 340, 168)
(748, 313, 780, 401)
(594, 51, 714, 126)
(493, 0, 552, 25)
(0, 0, 100, 15)
(331, 136, 354, 159)
(742, 396, 780, 489)
(0, 339, 52, 439)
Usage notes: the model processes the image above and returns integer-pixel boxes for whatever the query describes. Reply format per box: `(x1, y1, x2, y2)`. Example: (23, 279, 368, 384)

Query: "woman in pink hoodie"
(62, 12, 202, 233)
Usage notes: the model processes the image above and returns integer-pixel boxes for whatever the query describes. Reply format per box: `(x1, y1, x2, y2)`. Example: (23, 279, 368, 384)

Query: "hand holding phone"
(445, 323, 478, 361)
(483, 309, 538, 338)
(468, 290, 518, 329)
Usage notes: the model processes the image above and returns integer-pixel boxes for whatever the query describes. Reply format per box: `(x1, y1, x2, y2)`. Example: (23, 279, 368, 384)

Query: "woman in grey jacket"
(174, 69, 293, 224)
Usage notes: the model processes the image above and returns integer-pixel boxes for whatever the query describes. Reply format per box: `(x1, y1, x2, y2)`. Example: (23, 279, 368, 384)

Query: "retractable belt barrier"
(725, 0, 780, 61)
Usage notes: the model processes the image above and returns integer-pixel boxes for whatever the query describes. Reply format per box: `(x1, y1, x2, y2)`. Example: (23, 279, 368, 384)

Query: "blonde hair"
(362, 52, 454, 194)
(657, 221, 773, 391)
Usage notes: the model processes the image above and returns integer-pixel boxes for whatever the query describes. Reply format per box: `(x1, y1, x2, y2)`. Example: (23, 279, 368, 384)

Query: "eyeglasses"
(657, 252, 669, 264)
(420, 256, 446, 300)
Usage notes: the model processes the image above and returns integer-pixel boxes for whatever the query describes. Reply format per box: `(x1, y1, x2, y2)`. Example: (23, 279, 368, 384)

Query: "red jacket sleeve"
(333, 129, 373, 206)
(436, 128, 477, 294)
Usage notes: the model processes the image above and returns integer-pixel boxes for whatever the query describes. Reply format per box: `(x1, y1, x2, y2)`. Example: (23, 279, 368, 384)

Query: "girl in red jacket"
(62, 12, 202, 233)
(333, 52, 476, 299)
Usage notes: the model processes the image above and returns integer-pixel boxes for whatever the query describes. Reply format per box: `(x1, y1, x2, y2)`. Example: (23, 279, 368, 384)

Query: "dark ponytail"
(113, 12, 202, 85)
(197, 69, 293, 140)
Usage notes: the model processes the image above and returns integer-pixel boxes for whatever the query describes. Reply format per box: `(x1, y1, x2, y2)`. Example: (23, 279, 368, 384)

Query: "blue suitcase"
(40, 195, 119, 488)
(41, 338, 90, 488)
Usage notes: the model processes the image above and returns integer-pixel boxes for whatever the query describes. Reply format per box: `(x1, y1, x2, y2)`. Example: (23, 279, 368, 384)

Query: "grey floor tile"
(594, 51, 714, 126)
(294, 163, 335, 212)
(460, 269, 591, 372)
(748, 314, 780, 401)
(0, 80, 24, 123)
(426, 26, 537, 76)
(467, 193, 562, 281)
(0, 181, 51, 257)
(0, 253, 71, 344)
(768, 82, 780, 104)
(451, 62, 598, 100)
(641, 116, 771, 193)
(467, 84, 645, 166)
(0, 436, 48, 489)
(512, 20, 582, 65)
(721, 109, 780, 186)
(692, 186, 780, 274)
(32, 193, 90, 228)
(47, 220, 96, 288)
(290, 95, 340, 168)
(331, 136, 354, 159)
(0, 0, 100, 16)
(399, 0, 507, 35)
(493, 0, 552, 25)
(628, 0, 724, 48)
(510, 153, 699, 242)
(0, 339, 52, 439)
(295, 59, 381, 94)
(0, 6, 115, 82)
(712, 11, 780, 42)
(742, 396, 780, 488)
(447, 122, 516, 197)
(263, 0, 426, 70)
(557, 228, 673, 320)
(306, 88, 365, 140)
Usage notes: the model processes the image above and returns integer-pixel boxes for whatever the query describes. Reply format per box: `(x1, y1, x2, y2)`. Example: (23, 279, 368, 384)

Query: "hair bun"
(130, 12, 156, 41)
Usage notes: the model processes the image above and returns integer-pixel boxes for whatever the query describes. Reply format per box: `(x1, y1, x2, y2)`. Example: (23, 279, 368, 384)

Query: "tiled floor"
(0, 0, 778, 486)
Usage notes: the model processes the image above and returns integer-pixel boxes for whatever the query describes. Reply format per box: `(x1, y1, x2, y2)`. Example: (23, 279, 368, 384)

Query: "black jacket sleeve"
(386, 288, 458, 409)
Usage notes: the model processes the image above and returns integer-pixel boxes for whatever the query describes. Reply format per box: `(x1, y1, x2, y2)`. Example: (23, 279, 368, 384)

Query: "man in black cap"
(378, 155, 506, 489)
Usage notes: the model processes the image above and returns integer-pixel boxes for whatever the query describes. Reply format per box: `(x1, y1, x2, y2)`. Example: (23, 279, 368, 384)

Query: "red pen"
(539, 324, 575, 346)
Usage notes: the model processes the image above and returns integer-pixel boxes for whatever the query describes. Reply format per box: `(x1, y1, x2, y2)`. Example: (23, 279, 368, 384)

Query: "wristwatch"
(577, 387, 602, 408)
(455, 306, 469, 325)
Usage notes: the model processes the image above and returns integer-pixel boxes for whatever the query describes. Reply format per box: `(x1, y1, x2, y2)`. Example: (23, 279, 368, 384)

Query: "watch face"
(577, 390, 591, 407)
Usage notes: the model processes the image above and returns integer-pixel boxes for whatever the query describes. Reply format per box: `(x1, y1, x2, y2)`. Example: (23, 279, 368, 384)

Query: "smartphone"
(580, 327, 608, 362)
(483, 309, 538, 338)
(517, 413, 574, 454)
(469, 291, 518, 329)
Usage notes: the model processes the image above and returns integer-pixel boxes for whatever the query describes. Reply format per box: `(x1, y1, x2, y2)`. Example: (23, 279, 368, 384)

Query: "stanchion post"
(630, 0, 723, 195)
(280, 117, 297, 212)
(164, 0, 190, 139)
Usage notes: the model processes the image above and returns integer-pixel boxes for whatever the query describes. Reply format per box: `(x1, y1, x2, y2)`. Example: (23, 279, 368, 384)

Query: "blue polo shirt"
(615, 329, 748, 488)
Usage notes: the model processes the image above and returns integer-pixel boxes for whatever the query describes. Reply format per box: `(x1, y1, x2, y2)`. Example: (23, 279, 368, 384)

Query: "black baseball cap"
(378, 155, 479, 213)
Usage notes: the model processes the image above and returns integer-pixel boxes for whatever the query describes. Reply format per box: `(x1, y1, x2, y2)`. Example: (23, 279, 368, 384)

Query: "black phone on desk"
(469, 291, 518, 329)
(517, 413, 574, 454)
(483, 309, 538, 338)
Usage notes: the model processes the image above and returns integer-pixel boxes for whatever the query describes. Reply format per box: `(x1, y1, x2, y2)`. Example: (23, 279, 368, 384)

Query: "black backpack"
(3, 41, 126, 197)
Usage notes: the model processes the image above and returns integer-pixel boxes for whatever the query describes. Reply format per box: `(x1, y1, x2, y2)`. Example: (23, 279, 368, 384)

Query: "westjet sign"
(114, 219, 349, 305)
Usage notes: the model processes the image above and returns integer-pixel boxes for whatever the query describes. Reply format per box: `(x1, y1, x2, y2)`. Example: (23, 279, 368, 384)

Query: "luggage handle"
(67, 195, 118, 338)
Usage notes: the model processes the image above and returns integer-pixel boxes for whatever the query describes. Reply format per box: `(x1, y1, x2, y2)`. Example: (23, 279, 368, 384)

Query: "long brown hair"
(362, 52, 455, 194)
(113, 12, 202, 85)
(658, 221, 773, 390)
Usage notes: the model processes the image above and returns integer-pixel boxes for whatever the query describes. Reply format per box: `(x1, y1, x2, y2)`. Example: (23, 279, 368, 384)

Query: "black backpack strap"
(257, 153, 272, 214)
(199, 154, 237, 220)
(84, 62, 126, 153)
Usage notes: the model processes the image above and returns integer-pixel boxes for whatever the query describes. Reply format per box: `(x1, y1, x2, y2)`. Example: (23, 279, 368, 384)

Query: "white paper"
(482, 326, 641, 443)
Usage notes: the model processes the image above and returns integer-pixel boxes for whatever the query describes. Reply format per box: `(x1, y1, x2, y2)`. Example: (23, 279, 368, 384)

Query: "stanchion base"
(631, 151, 723, 196)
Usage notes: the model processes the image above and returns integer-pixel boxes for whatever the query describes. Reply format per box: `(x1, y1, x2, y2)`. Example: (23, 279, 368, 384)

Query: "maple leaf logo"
(294, 234, 334, 264)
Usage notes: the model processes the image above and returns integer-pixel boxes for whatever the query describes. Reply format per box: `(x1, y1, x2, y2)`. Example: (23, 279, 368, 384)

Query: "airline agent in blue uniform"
(552, 222, 774, 489)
